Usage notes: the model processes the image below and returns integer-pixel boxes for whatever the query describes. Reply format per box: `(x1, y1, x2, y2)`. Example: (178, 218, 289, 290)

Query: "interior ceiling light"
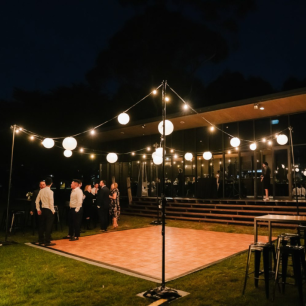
(254, 104, 259, 110)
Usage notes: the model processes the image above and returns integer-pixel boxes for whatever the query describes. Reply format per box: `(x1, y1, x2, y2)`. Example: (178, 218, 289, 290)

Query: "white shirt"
(91, 187, 98, 195)
(36, 186, 54, 213)
(70, 187, 83, 211)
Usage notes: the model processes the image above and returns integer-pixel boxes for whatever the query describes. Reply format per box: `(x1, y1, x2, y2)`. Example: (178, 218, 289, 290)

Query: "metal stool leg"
(242, 245, 252, 294)
(292, 250, 304, 306)
(254, 249, 261, 288)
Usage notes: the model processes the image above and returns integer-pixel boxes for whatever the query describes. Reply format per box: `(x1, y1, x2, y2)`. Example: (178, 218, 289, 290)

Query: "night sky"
(1, 0, 306, 193)
(1, 0, 306, 100)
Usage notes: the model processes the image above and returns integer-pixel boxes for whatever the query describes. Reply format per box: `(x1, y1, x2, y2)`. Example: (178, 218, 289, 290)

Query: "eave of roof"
(93, 87, 306, 143)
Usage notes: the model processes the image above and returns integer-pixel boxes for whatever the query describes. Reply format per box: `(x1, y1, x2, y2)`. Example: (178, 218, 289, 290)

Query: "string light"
(80, 148, 84, 153)
(227, 150, 231, 154)
(235, 147, 239, 151)
(13, 82, 293, 163)
(90, 154, 95, 159)
(143, 154, 146, 158)
(174, 154, 178, 158)
(146, 147, 151, 151)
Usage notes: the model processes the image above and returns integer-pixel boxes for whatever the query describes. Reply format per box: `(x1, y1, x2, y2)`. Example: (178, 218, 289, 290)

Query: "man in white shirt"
(91, 183, 99, 196)
(65, 179, 83, 241)
(35, 177, 55, 246)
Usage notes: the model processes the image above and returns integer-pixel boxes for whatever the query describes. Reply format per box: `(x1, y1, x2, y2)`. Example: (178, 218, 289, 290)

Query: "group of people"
(30, 178, 120, 246)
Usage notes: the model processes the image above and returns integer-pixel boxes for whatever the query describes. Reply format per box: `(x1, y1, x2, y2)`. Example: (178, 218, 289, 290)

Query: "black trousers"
(68, 208, 82, 237)
(98, 207, 109, 230)
(38, 208, 54, 243)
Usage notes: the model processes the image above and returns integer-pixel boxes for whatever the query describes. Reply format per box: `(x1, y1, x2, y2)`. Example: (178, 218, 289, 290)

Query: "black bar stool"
(273, 245, 306, 306)
(9, 210, 26, 234)
(243, 242, 276, 298)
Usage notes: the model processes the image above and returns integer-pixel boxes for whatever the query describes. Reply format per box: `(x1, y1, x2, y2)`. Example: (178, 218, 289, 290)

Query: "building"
(93, 87, 306, 200)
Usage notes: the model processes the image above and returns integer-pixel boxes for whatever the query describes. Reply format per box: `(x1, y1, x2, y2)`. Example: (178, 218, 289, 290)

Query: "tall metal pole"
(289, 127, 299, 215)
(5, 125, 16, 242)
(161, 80, 167, 288)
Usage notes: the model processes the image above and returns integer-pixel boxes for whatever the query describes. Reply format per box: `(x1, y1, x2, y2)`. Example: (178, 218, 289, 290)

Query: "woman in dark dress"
(83, 185, 94, 229)
(261, 162, 271, 201)
(109, 182, 120, 228)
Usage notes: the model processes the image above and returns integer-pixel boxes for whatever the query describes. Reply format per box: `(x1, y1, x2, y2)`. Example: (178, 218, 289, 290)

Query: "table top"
(255, 214, 306, 222)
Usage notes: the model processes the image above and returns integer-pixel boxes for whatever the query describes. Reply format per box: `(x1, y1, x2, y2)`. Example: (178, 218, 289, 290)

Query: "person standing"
(109, 183, 120, 229)
(35, 177, 55, 246)
(96, 180, 110, 232)
(261, 162, 271, 201)
(91, 183, 99, 196)
(30, 180, 46, 231)
(83, 185, 94, 229)
(66, 179, 83, 241)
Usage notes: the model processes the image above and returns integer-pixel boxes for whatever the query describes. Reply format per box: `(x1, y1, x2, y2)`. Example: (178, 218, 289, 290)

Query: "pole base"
(150, 220, 163, 225)
(143, 286, 181, 302)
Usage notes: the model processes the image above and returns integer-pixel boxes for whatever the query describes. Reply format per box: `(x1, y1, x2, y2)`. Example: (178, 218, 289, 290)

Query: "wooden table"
(254, 215, 306, 243)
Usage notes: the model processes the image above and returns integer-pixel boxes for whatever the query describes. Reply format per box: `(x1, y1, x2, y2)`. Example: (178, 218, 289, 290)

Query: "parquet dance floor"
(27, 226, 271, 282)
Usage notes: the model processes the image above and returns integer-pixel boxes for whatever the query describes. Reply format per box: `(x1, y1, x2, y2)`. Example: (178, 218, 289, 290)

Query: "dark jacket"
(96, 186, 111, 209)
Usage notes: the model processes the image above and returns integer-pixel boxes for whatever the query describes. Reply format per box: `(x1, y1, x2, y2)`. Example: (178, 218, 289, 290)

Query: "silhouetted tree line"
(1, 0, 305, 193)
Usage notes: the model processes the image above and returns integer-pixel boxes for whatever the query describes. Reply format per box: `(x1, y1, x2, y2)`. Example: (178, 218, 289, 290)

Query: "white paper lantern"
(303, 171, 306, 176)
(230, 137, 240, 148)
(106, 153, 118, 163)
(118, 113, 130, 125)
(155, 147, 164, 158)
(250, 143, 257, 151)
(276, 134, 288, 145)
(295, 168, 300, 172)
(203, 151, 212, 160)
(158, 120, 174, 136)
(64, 150, 72, 157)
(42, 138, 54, 149)
(153, 157, 163, 165)
(184, 152, 193, 161)
(62, 137, 77, 150)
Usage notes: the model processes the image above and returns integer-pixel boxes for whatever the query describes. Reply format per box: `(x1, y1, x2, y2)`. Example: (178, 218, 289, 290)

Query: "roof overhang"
(95, 88, 306, 143)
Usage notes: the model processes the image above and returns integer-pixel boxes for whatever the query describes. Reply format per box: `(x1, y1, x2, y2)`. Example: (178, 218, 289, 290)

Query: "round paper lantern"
(42, 138, 54, 149)
(203, 151, 212, 160)
(230, 137, 240, 148)
(295, 168, 300, 172)
(184, 152, 193, 161)
(250, 143, 257, 151)
(62, 137, 77, 151)
(158, 120, 174, 136)
(153, 157, 163, 165)
(64, 150, 72, 157)
(276, 134, 288, 145)
(303, 171, 306, 176)
(118, 113, 130, 125)
(106, 153, 118, 163)
(155, 147, 164, 158)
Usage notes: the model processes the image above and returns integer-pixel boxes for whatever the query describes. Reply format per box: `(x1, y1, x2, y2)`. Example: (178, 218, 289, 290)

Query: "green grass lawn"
(0, 215, 302, 305)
